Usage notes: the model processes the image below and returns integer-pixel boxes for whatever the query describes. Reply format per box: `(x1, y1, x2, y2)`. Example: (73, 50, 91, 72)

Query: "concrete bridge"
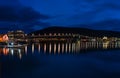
(27, 33, 81, 42)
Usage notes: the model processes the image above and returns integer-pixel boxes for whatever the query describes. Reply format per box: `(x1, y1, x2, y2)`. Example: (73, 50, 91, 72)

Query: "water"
(1, 41, 120, 78)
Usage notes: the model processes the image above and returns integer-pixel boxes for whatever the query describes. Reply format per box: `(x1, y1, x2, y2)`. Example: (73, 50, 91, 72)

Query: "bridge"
(27, 33, 81, 42)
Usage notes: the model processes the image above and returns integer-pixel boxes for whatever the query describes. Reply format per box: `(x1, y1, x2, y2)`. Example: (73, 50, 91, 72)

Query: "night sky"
(0, 0, 120, 33)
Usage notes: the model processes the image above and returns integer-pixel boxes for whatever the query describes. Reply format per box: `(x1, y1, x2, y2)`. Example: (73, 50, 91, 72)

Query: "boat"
(6, 42, 25, 48)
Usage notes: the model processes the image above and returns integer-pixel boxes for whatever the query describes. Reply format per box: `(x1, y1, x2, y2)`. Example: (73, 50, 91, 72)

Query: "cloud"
(0, 0, 50, 32)
(26, 0, 120, 31)
(43, 0, 120, 27)
(0, 6, 49, 22)
(0, 0, 21, 6)
(1, 0, 120, 31)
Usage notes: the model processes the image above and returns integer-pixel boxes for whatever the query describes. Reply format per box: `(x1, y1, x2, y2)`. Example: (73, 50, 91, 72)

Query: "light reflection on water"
(0, 41, 120, 59)
(2, 41, 120, 78)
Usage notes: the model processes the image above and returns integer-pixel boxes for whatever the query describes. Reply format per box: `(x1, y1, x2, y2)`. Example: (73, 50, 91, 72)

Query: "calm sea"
(1, 41, 120, 78)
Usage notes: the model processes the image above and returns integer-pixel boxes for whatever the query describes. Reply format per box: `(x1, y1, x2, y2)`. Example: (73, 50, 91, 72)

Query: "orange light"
(3, 48, 9, 55)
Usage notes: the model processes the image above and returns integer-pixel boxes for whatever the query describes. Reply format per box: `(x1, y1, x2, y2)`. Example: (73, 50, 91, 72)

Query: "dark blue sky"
(0, 0, 120, 32)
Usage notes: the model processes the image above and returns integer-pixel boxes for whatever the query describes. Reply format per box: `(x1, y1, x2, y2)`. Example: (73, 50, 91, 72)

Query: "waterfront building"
(7, 30, 27, 42)
(0, 34, 9, 42)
